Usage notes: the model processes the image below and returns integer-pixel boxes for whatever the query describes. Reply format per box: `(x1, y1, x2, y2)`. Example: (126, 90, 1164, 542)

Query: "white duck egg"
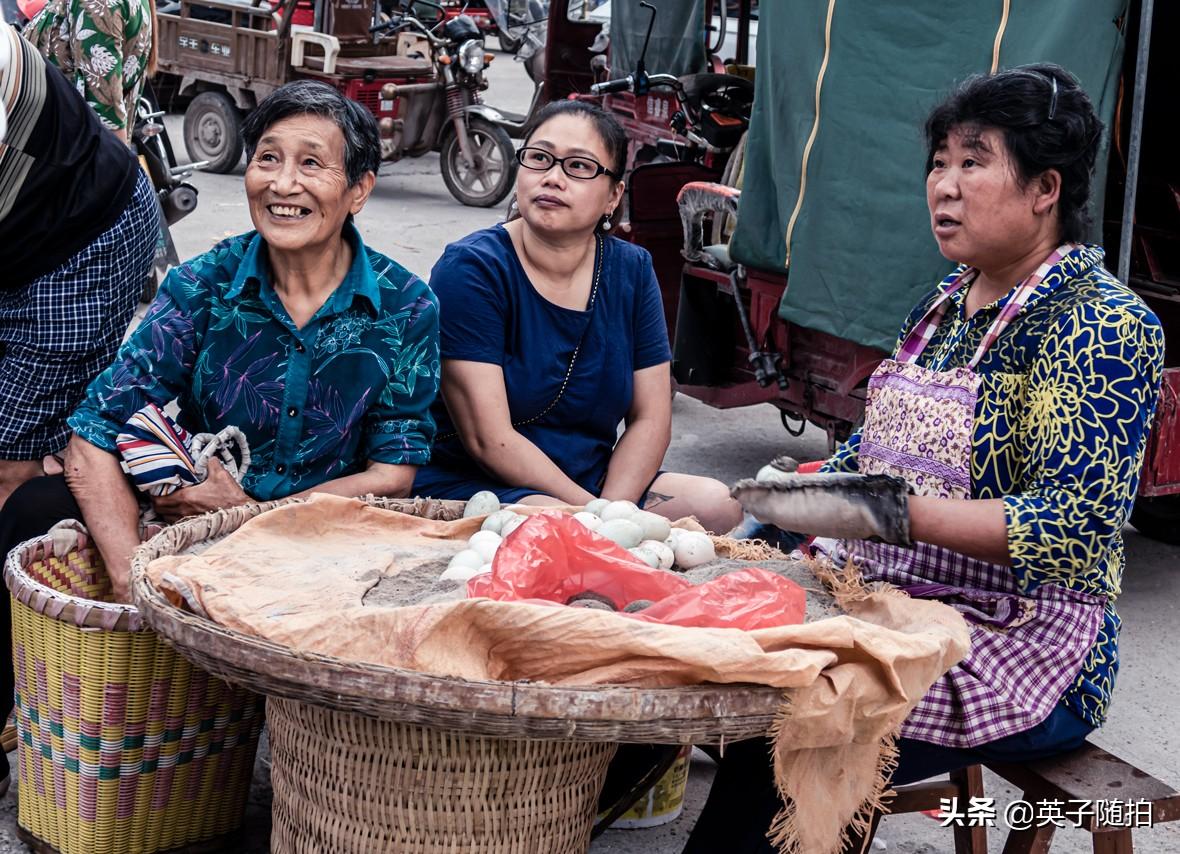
(672, 531, 716, 569)
(583, 498, 611, 517)
(572, 511, 603, 531)
(500, 514, 527, 538)
(632, 510, 671, 543)
(447, 549, 484, 572)
(638, 539, 675, 570)
(468, 530, 503, 563)
(476, 563, 492, 575)
(597, 518, 644, 549)
(480, 509, 519, 534)
(463, 490, 502, 518)
(440, 563, 481, 582)
(628, 546, 661, 568)
(756, 464, 796, 485)
(600, 500, 640, 522)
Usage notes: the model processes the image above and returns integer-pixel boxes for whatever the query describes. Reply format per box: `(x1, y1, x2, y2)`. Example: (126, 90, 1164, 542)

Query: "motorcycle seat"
(302, 53, 434, 77)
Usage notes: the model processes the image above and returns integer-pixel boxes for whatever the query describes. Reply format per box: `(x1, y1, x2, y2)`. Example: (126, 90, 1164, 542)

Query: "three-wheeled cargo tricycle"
(152, 0, 517, 205)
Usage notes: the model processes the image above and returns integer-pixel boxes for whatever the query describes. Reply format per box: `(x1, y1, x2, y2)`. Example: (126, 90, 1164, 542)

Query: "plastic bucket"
(611, 746, 692, 829)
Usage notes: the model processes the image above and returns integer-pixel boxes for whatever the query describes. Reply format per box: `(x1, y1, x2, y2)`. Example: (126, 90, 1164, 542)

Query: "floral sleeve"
(819, 429, 862, 474)
(360, 277, 442, 466)
(68, 268, 204, 451)
(65, 0, 147, 131)
(1004, 298, 1165, 592)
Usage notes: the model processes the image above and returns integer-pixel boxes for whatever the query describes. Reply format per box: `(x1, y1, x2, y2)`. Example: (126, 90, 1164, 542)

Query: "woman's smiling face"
(244, 114, 371, 253)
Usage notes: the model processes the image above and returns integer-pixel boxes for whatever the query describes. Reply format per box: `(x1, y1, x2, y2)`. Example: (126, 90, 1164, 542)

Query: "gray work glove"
(731, 472, 912, 546)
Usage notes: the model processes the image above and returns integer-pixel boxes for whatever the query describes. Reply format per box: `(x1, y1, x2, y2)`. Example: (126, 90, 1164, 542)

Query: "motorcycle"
(370, 1, 517, 206)
(587, 1, 753, 172)
(131, 90, 203, 302)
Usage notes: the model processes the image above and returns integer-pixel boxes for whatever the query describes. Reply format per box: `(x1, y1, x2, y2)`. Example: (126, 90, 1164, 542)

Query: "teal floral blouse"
(823, 245, 1166, 728)
(69, 225, 441, 501)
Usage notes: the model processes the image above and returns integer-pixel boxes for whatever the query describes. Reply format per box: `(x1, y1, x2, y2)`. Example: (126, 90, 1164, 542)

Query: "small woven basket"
(4, 528, 264, 854)
(267, 697, 617, 853)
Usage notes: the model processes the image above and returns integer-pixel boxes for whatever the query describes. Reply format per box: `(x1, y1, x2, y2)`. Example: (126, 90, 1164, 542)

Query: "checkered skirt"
(0, 170, 158, 459)
(832, 538, 1105, 747)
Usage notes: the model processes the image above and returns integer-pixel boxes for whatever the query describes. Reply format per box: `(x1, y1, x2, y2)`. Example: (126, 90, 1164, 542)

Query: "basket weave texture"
(4, 532, 265, 854)
(267, 696, 617, 853)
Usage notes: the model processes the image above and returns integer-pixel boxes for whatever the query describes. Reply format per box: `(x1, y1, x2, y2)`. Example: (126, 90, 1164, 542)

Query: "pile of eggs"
(441, 492, 716, 583)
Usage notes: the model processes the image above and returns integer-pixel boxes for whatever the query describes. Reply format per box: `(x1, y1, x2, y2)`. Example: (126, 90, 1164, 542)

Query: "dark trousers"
(1, 475, 83, 726)
(682, 702, 1094, 853)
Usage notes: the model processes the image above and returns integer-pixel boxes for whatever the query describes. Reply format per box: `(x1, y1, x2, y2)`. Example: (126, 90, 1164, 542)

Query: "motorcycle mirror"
(635, 1, 657, 92)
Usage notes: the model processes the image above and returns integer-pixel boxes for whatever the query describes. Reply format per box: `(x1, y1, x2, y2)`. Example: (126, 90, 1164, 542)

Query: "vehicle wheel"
(183, 91, 244, 174)
(497, 30, 523, 53)
(439, 119, 517, 208)
(1130, 495, 1180, 545)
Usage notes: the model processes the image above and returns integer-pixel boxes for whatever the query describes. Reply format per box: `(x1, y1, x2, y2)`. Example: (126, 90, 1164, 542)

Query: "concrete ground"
(3, 37, 1179, 854)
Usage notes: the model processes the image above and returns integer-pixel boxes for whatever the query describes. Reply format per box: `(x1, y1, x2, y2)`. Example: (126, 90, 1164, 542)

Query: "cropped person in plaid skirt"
(688, 67, 1165, 852)
(0, 14, 157, 512)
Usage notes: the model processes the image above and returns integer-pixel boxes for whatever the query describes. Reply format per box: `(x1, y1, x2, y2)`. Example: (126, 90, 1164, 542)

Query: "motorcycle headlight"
(459, 39, 485, 75)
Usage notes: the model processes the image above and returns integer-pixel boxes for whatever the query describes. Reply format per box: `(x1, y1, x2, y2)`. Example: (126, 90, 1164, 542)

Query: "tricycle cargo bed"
(157, 1, 290, 106)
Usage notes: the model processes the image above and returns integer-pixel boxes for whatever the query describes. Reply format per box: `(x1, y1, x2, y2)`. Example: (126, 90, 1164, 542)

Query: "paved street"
(3, 39, 1179, 853)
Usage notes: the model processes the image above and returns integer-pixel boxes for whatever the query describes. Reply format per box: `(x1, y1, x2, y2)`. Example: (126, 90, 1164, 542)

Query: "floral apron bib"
(826, 245, 1105, 747)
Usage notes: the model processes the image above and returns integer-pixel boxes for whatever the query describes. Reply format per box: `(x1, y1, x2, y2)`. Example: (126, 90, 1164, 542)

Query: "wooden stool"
(987, 742, 1180, 853)
(842, 765, 988, 854)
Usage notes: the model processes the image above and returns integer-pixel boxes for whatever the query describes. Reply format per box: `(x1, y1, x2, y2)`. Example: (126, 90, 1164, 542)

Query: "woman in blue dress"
(413, 100, 741, 533)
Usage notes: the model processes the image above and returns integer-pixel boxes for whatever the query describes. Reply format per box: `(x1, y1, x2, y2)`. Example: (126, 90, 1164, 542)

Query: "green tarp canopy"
(611, 0, 707, 79)
(729, 0, 1128, 352)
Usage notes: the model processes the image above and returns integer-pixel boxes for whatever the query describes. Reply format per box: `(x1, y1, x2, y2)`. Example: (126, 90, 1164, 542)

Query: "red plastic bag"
(467, 512, 806, 631)
(630, 568, 806, 630)
(467, 511, 692, 606)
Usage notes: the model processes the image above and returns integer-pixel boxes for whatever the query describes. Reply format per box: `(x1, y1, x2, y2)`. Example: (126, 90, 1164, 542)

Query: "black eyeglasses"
(516, 146, 621, 181)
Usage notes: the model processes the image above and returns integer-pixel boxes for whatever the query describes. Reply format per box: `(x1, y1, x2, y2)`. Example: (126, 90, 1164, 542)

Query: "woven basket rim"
(129, 496, 785, 739)
(5, 532, 143, 631)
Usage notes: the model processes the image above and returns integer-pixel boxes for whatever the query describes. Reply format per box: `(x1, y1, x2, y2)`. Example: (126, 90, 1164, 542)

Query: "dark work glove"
(731, 472, 912, 546)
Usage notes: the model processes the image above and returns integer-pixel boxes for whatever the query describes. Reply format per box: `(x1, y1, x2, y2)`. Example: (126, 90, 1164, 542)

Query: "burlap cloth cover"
(145, 495, 969, 854)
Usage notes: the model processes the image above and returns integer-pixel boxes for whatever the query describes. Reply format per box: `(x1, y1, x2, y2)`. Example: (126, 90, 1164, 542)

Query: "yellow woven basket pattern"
(9, 542, 263, 854)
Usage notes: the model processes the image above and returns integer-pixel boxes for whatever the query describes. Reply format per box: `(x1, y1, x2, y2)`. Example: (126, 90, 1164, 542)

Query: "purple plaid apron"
(825, 245, 1105, 748)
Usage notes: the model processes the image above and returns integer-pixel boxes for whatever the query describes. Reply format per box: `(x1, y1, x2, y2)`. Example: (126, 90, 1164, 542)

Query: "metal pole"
(1118, 0, 1155, 285)
(736, 0, 751, 66)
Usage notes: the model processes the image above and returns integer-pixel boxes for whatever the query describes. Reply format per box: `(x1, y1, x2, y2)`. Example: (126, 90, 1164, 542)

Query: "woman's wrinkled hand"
(151, 459, 250, 523)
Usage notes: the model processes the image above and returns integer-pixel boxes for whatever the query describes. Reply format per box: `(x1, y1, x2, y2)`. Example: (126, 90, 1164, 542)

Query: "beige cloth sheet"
(146, 494, 970, 854)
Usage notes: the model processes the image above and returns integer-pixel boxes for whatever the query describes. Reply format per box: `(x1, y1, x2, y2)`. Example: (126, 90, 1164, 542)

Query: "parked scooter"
(370, 2, 517, 205)
(132, 91, 204, 302)
(479, 0, 548, 138)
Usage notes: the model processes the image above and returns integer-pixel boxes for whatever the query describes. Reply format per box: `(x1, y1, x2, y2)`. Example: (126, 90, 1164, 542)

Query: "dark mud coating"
(680, 559, 839, 623)
(362, 556, 841, 624)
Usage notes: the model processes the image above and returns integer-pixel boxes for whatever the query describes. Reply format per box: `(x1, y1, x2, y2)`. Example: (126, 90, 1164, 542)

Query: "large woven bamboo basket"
(4, 529, 265, 854)
(129, 497, 789, 853)
(130, 497, 786, 744)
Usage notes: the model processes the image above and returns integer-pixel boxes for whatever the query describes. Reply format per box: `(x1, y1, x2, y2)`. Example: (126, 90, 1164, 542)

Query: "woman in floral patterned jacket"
(25, 0, 154, 140)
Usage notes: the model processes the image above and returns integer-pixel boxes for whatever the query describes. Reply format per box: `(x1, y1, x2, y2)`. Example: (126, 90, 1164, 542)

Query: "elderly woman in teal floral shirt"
(0, 81, 440, 605)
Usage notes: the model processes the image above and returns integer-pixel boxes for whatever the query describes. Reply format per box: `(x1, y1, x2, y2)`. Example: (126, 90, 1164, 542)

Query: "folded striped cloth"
(116, 403, 250, 496)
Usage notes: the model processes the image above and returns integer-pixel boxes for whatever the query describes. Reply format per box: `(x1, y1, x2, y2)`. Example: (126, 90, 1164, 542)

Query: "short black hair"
(241, 80, 381, 186)
(523, 100, 628, 178)
(925, 63, 1104, 243)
